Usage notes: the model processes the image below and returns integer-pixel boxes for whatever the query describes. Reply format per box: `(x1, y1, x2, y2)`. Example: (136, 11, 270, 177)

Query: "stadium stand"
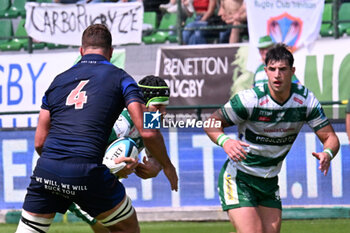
(23, 41, 46, 51)
(0, 1, 346, 50)
(0, 19, 13, 46)
(4, 0, 27, 18)
(142, 11, 158, 38)
(0, 18, 27, 51)
(0, 0, 11, 17)
(0, 18, 48, 51)
(143, 11, 158, 31)
(46, 42, 69, 49)
(320, 2, 334, 37)
(142, 12, 177, 44)
(338, 2, 350, 35)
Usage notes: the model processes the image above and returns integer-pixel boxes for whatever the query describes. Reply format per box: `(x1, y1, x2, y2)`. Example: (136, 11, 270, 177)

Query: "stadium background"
(1, 0, 350, 226)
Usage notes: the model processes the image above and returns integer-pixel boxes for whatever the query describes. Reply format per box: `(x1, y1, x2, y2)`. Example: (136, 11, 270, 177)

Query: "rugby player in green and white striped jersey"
(205, 44, 340, 233)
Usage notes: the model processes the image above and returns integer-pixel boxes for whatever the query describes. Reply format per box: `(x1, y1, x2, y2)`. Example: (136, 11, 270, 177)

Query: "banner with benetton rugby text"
(156, 45, 253, 106)
(24, 2, 143, 46)
(246, 0, 324, 51)
(155, 44, 254, 120)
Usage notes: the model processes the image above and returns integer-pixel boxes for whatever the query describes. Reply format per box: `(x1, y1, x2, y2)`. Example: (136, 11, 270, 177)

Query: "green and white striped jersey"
(108, 109, 144, 152)
(221, 83, 329, 178)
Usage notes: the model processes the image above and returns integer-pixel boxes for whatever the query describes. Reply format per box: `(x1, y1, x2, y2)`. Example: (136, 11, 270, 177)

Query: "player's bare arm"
(135, 149, 162, 179)
(312, 124, 340, 176)
(126, 101, 178, 191)
(204, 109, 249, 162)
(34, 109, 51, 156)
(135, 155, 162, 179)
(204, 108, 231, 142)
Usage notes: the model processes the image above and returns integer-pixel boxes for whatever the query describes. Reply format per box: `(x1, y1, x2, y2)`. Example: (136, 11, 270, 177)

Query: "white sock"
(15, 211, 53, 233)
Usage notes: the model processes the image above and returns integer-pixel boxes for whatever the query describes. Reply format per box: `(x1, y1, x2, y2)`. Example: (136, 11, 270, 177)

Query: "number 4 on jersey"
(66, 80, 89, 109)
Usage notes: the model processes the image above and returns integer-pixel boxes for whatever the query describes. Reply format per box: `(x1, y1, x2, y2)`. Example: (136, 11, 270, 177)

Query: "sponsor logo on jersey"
(264, 127, 296, 133)
(258, 116, 271, 122)
(259, 110, 273, 116)
(259, 98, 269, 106)
(293, 97, 303, 104)
(255, 134, 297, 145)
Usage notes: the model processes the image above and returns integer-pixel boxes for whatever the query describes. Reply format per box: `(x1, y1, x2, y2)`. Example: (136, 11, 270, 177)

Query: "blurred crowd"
(53, 0, 248, 45)
(147, 0, 248, 45)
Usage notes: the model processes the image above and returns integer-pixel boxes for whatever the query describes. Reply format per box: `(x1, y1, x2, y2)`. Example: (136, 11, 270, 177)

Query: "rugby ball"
(103, 137, 139, 174)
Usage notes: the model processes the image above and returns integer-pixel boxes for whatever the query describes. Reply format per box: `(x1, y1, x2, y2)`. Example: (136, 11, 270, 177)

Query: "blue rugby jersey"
(40, 54, 144, 163)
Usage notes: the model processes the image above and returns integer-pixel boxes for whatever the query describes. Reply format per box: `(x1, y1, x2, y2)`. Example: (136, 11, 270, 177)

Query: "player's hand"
(312, 151, 331, 176)
(135, 156, 162, 179)
(163, 164, 178, 192)
(223, 139, 250, 162)
(115, 157, 138, 179)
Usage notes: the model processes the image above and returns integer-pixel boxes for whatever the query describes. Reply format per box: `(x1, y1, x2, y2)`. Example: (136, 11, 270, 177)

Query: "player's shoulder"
(291, 83, 309, 97)
(290, 84, 322, 108)
(252, 84, 268, 99)
(104, 63, 128, 77)
(290, 83, 319, 105)
(232, 85, 264, 107)
(48, 67, 77, 89)
(234, 88, 253, 100)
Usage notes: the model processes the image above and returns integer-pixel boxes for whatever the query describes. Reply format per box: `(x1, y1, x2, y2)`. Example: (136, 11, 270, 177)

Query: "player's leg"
(258, 206, 282, 233)
(256, 174, 282, 233)
(79, 168, 139, 233)
(16, 211, 55, 233)
(96, 195, 139, 233)
(91, 221, 111, 233)
(227, 207, 263, 233)
(218, 160, 263, 233)
(68, 203, 109, 233)
(16, 165, 71, 233)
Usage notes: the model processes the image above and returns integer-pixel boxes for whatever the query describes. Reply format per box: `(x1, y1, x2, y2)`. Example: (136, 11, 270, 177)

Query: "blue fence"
(0, 122, 349, 210)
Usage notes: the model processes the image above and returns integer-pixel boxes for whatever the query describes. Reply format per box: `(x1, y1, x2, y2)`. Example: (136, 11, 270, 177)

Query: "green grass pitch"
(1, 219, 350, 233)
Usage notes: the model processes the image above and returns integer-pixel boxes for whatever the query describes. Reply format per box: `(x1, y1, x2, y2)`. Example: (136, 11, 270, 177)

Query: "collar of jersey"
(266, 83, 293, 106)
(80, 54, 110, 64)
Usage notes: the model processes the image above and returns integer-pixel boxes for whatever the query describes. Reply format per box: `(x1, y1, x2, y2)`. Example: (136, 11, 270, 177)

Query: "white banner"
(246, 0, 324, 51)
(0, 49, 125, 127)
(0, 51, 79, 114)
(293, 37, 350, 119)
(25, 2, 143, 46)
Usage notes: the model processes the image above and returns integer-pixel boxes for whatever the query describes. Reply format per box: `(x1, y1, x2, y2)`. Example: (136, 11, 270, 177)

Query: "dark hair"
(138, 75, 170, 104)
(265, 43, 294, 68)
(81, 24, 112, 50)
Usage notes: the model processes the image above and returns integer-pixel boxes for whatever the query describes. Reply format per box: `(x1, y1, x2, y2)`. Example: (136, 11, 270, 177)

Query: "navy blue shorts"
(23, 157, 125, 217)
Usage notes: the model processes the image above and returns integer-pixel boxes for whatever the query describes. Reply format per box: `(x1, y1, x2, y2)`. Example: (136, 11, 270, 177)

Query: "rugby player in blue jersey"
(68, 75, 171, 233)
(205, 44, 339, 233)
(16, 24, 178, 233)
